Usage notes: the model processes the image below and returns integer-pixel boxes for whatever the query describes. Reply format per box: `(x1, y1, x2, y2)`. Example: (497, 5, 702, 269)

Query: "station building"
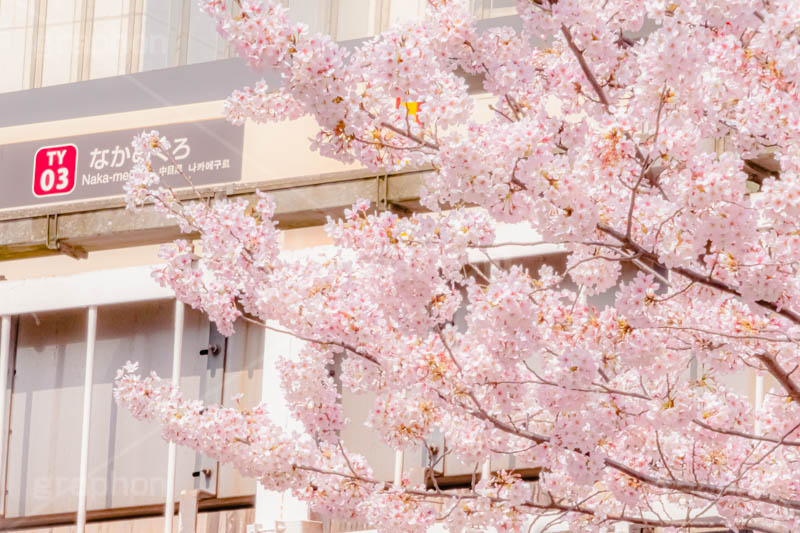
(0, 2, 761, 533)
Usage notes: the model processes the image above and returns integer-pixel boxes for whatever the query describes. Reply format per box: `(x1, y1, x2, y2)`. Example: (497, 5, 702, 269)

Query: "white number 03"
(39, 167, 70, 192)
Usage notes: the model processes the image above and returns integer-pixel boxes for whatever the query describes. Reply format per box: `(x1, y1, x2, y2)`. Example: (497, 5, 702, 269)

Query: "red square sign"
(32, 144, 78, 197)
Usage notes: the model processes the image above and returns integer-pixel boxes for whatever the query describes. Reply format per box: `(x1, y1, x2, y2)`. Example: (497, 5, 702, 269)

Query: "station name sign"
(0, 118, 244, 212)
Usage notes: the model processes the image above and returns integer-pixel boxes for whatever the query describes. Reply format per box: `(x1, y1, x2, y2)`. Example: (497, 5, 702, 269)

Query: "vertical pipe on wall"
(164, 301, 185, 533)
(77, 306, 98, 533)
(176, 0, 192, 66)
(393, 450, 404, 487)
(0, 316, 10, 516)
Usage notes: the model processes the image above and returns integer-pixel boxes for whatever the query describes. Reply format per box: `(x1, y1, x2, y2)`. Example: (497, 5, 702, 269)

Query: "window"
(0, 0, 36, 92)
(0, 0, 238, 94)
(186, 0, 231, 65)
(471, 0, 517, 18)
(40, 0, 81, 87)
(333, 0, 383, 41)
(3, 298, 261, 517)
(89, 0, 135, 80)
(387, 0, 425, 27)
(283, 0, 388, 41)
(283, 0, 334, 35)
(138, 0, 179, 71)
(140, 0, 235, 71)
(0, 0, 525, 94)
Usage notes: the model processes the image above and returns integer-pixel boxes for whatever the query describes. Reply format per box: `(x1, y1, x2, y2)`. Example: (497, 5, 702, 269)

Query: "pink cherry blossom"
(117, 1, 800, 531)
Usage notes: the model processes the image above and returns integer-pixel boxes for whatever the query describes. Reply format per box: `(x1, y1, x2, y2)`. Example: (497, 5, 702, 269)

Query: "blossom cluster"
(117, 0, 800, 531)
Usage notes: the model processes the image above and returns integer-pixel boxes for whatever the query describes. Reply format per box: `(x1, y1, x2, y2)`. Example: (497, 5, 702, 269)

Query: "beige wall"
(0, 225, 335, 281)
(0, 245, 164, 281)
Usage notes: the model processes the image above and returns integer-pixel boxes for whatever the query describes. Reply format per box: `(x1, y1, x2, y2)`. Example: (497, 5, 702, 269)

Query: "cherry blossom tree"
(115, 0, 800, 531)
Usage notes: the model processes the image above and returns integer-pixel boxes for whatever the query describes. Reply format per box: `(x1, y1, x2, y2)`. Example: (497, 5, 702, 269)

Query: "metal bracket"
(191, 468, 212, 479)
(376, 174, 389, 211)
(199, 344, 221, 356)
(57, 242, 88, 260)
(45, 214, 59, 250)
(44, 213, 88, 260)
(376, 174, 412, 216)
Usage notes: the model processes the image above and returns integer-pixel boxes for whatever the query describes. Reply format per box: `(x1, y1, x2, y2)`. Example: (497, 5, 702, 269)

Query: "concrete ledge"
(0, 170, 428, 262)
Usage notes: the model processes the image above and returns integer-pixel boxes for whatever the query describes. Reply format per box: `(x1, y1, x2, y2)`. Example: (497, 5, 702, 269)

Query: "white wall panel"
(86, 300, 176, 510)
(0, 265, 174, 315)
(218, 319, 263, 498)
(340, 388, 397, 482)
(6, 308, 87, 516)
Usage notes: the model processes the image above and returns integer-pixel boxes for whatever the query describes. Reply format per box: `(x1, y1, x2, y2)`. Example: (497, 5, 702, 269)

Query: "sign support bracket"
(44, 213, 88, 260)
(45, 214, 58, 250)
(376, 174, 412, 215)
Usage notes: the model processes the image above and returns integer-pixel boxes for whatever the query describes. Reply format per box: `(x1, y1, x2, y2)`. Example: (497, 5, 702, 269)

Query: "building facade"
(0, 2, 762, 533)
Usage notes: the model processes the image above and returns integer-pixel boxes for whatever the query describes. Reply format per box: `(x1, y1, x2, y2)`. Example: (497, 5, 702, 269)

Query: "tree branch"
(598, 223, 800, 326)
(754, 352, 800, 403)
